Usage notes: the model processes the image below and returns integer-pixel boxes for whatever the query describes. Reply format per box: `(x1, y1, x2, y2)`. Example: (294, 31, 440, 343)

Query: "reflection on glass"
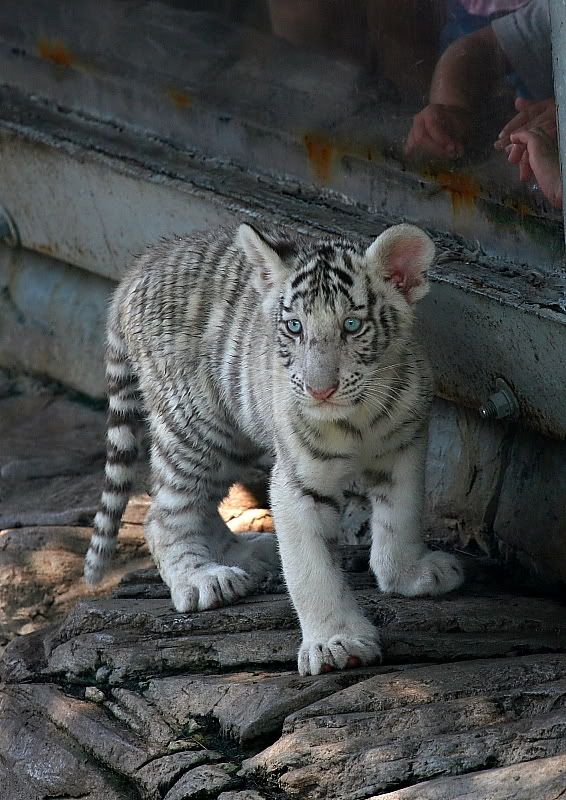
(13, 0, 559, 225)
(163, 1, 554, 216)
(404, 0, 560, 208)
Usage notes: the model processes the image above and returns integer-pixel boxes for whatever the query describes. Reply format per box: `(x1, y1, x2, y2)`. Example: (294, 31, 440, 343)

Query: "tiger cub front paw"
(298, 629, 382, 676)
(375, 550, 463, 597)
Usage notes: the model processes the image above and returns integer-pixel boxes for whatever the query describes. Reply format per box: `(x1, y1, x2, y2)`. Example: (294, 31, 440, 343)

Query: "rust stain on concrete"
(303, 133, 385, 184)
(37, 38, 76, 68)
(434, 170, 480, 213)
(166, 88, 193, 109)
(304, 133, 335, 183)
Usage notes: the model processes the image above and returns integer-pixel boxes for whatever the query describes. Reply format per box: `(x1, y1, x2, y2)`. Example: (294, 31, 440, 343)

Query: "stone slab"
(6, 585, 561, 685)
(143, 667, 405, 744)
(0, 523, 150, 650)
(0, 387, 283, 656)
(0, 393, 148, 527)
(2, 572, 566, 799)
(244, 653, 566, 798)
(0, 685, 134, 799)
(218, 793, 267, 800)
(14, 683, 228, 798)
(371, 754, 566, 800)
(163, 763, 240, 800)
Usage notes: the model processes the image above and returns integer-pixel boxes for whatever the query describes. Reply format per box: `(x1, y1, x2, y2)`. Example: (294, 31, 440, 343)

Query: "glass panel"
(154, 0, 565, 268)
(1, 0, 563, 269)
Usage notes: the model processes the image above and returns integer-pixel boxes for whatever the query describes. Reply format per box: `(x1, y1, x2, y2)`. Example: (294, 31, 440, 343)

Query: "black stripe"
(334, 419, 363, 440)
(103, 476, 133, 494)
(107, 446, 138, 466)
(160, 500, 201, 516)
(106, 370, 136, 393)
(287, 471, 341, 512)
(152, 438, 209, 482)
(379, 306, 391, 338)
(388, 305, 400, 337)
(213, 269, 247, 367)
(291, 419, 349, 461)
(364, 469, 393, 486)
(301, 487, 341, 513)
(366, 278, 378, 309)
(291, 268, 314, 290)
(329, 266, 354, 287)
(108, 407, 142, 427)
(99, 504, 125, 522)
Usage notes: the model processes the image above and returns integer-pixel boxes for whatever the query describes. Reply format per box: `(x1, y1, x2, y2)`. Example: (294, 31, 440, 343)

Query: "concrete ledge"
(0, 88, 564, 435)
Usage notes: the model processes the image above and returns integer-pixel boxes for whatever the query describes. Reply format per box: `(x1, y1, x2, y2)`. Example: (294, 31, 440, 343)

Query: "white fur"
(108, 425, 137, 450)
(88, 225, 462, 677)
(109, 395, 139, 414)
(101, 490, 126, 512)
(105, 462, 132, 485)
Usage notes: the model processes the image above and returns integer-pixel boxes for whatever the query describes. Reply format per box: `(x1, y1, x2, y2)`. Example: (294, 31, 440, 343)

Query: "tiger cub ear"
(236, 223, 293, 293)
(365, 224, 435, 304)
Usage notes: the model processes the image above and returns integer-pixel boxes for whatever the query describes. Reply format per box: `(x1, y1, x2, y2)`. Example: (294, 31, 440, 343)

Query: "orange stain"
(37, 37, 75, 67)
(513, 201, 533, 217)
(166, 88, 193, 109)
(434, 171, 480, 213)
(304, 134, 335, 183)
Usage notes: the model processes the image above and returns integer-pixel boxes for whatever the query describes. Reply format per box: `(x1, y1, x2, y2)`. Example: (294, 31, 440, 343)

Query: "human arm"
(405, 26, 508, 158)
(494, 97, 556, 150)
(507, 127, 562, 208)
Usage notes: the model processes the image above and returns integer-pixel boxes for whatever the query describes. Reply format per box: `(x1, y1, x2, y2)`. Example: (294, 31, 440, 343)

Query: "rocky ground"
(1, 374, 565, 799)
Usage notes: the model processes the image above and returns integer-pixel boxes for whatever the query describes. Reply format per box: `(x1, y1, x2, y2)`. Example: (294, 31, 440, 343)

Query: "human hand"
(507, 127, 562, 208)
(405, 104, 472, 159)
(494, 97, 556, 150)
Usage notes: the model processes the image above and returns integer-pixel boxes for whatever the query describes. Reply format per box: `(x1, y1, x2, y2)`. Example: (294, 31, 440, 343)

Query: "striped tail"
(84, 325, 141, 583)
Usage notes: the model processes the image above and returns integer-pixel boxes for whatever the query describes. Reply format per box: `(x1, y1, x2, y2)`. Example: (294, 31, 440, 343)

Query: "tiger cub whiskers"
(84, 222, 463, 676)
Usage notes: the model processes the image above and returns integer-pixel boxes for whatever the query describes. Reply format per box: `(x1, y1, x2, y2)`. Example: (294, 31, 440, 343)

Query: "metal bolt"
(0, 206, 19, 247)
(479, 378, 519, 421)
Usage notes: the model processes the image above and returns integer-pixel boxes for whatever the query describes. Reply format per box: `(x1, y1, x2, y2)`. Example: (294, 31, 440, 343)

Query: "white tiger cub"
(84, 222, 463, 675)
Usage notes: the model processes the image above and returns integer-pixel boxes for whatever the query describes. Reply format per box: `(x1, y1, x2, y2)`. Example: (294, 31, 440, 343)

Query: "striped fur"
(84, 223, 463, 675)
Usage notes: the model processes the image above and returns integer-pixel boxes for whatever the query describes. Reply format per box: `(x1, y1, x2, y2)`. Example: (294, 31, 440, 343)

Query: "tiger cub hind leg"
(146, 496, 279, 613)
(147, 432, 279, 612)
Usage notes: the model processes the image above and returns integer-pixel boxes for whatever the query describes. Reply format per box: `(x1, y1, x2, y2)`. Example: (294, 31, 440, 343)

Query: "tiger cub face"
(237, 223, 435, 420)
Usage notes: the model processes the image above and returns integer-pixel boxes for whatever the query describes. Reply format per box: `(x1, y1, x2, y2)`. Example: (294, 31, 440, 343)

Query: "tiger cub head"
(237, 223, 434, 420)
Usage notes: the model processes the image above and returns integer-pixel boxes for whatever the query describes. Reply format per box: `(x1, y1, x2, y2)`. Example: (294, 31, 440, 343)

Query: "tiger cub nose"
(306, 383, 339, 401)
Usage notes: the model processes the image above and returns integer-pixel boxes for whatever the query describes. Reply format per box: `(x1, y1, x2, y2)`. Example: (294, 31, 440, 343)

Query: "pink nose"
(306, 383, 339, 401)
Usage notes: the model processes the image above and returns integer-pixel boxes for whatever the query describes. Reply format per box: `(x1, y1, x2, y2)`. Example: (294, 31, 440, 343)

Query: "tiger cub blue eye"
(344, 317, 362, 333)
(286, 319, 302, 335)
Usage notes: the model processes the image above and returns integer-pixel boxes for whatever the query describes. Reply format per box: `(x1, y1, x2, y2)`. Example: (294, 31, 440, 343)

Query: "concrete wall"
(0, 247, 111, 398)
(425, 400, 566, 587)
